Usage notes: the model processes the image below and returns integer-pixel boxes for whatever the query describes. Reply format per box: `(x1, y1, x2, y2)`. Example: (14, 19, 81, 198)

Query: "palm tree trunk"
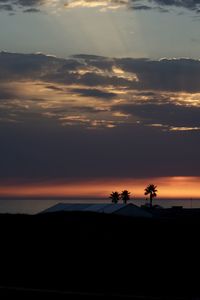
(150, 193, 153, 208)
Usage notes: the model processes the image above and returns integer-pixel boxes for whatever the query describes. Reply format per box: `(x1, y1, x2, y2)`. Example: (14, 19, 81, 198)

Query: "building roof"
(41, 203, 152, 218)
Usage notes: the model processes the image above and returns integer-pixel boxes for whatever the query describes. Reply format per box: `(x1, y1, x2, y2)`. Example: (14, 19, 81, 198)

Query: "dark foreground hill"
(0, 210, 200, 299)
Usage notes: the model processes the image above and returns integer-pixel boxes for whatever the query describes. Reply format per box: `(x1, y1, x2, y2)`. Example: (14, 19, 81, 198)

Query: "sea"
(0, 198, 200, 214)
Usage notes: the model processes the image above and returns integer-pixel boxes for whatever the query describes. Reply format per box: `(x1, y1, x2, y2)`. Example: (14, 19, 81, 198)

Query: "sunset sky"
(1, 0, 200, 199)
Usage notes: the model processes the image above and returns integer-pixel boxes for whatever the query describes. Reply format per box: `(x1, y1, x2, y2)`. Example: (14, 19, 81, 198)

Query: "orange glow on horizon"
(0, 177, 200, 199)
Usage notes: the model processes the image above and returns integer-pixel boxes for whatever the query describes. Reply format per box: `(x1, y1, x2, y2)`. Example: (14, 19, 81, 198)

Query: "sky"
(0, 0, 200, 199)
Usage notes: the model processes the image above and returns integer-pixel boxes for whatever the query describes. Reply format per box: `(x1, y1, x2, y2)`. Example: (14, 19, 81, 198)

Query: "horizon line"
(0, 197, 199, 201)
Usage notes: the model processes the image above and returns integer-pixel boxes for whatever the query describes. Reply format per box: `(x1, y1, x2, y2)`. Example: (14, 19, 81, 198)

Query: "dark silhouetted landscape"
(0, 209, 200, 299)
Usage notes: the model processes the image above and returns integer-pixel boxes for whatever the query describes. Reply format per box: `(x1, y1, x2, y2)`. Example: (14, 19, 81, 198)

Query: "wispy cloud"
(151, 0, 200, 11)
(1, 0, 200, 13)
(64, 0, 129, 10)
(0, 0, 59, 13)
(64, 0, 200, 13)
(1, 52, 200, 131)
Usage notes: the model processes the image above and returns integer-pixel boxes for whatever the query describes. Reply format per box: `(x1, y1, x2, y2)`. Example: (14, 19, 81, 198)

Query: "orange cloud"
(0, 177, 200, 199)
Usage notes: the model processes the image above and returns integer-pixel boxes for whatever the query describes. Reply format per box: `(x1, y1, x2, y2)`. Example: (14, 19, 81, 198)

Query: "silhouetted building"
(40, 203, 152, 218)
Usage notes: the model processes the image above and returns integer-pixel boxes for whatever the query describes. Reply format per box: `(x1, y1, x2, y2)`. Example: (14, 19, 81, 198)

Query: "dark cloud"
(0, 52, 66, 81)
(45, 85, 64, 92)
(0, 4, 13, 10)
(0, 0, 45, 6)
(131, 4, 153, 10)
(0, 0, 200, 14)
(2, 52, 200, 93)
(151, 0, 200, 10)
(23, 8, 41, 13)
(1, 52, 200, 181)
(0, 88, 16, 100)
(129, 0, 200, 12)
(118, 57, 200, 92)
(17, 0, 45, 6)
(112, 102, 200, 128)
(0, 0, 46, 13)
(70, 88, 117, 99)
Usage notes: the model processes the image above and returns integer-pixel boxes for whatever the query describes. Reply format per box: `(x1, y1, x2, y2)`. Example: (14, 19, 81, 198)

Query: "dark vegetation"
(109, 190, 131, 204)
(0, 210, 200, 299)
(144, 184, 158, 207)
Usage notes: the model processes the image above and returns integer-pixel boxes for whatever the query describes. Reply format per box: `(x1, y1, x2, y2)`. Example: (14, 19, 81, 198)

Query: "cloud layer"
(0, 0, 54, 13)
(152, 0, 200, 10)
(1, 0, 200, 13)
(65, 0, 200, 12)
(0, 51, 200, 182)
(1, 51, 200, 130)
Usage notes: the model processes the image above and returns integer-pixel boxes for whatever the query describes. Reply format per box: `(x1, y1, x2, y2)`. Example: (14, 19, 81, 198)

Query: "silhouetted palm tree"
(144, 184, 158, 208)
(109, 191, 120, 204)
(120, 190, 131, 204)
